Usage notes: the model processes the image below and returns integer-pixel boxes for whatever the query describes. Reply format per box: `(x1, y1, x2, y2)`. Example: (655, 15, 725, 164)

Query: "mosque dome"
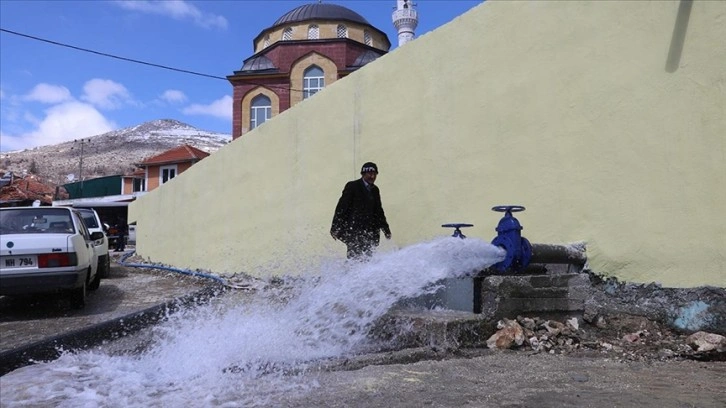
(252, 2, 390, 53)
(271, 3, 371, 28)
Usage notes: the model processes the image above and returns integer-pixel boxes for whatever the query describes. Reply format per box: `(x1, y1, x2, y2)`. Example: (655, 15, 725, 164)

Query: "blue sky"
(0, 0, 482, 152)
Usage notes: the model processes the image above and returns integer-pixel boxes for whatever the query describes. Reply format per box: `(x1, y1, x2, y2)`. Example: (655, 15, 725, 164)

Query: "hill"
(0, 119, 231, 186)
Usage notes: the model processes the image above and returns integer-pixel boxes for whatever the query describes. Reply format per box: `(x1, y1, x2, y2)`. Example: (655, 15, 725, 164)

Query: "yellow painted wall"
(130, 1, 726, 287)
(255, 21, 389, 52)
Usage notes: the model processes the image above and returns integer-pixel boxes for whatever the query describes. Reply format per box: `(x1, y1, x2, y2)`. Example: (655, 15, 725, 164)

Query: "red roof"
(0, 175, 66, 205)
(137, 144, 210, 167)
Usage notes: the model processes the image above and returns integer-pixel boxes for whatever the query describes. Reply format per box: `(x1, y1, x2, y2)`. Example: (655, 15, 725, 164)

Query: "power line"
(0, 28, 227, 81)
(0, 27, 304, 93)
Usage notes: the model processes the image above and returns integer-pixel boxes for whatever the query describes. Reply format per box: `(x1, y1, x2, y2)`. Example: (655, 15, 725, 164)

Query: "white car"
(76, 208, 111, 278)
(0, 206, 102, 309)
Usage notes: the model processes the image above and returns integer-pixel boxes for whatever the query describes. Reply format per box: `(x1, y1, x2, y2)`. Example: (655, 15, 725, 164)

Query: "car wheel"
(89, 267, 101, 291)
(70, 278, 87, 309)
(100, 254, 111, 278)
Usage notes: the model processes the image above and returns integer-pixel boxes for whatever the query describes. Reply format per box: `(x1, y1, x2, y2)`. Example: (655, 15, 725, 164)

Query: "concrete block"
(478, 273, 590, 320)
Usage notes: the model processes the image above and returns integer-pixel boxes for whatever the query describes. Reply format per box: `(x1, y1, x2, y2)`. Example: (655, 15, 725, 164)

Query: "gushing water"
(0, 237, 504, 407)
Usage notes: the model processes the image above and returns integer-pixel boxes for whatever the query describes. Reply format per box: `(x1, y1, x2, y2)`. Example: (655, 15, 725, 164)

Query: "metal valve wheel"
(442, 223, 473, 239)
(492, 205, 525, 213)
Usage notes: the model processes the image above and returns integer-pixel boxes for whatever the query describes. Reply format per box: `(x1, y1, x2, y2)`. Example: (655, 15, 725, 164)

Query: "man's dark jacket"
(331, 178, 391, 246)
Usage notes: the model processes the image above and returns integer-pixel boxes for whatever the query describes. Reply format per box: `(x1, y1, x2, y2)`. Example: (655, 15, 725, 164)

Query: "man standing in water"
(331, 162, 392, 259)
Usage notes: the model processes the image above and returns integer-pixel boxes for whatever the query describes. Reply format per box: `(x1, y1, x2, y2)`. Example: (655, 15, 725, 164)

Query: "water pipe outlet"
(442, 223, 473, 239)
(490, 205, 532, 271)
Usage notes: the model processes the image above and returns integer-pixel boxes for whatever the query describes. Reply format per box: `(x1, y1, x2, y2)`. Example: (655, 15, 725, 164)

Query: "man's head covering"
(360, 162, 378, 174)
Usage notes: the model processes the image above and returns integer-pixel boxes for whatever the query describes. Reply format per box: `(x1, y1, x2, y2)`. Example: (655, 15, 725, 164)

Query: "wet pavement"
(0, 250, 219, 375)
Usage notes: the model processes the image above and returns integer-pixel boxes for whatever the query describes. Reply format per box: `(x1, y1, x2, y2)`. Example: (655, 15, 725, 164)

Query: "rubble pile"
(487, 314, 726, 362)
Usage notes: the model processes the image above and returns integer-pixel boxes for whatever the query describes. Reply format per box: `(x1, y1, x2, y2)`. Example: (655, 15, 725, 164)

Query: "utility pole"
(74, 139, 87, 198)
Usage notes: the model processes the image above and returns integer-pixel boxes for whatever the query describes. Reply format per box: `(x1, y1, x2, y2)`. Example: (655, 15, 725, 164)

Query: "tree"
(29, 160, 38, 174)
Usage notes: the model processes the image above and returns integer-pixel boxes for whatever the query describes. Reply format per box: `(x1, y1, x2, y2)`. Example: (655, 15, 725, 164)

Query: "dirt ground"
(273, 350, 726, 408)
(270, 306, 726, 408)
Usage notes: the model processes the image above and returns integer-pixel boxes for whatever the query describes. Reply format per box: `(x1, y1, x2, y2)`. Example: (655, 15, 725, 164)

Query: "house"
(124, 144, 210, 194)
(121, 168, 146, 196)
(52, 144, 210, 230)
(0, 172, 66, 207)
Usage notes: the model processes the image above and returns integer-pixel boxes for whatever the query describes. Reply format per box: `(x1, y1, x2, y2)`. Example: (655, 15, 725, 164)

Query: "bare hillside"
(0, 119, 231, 186)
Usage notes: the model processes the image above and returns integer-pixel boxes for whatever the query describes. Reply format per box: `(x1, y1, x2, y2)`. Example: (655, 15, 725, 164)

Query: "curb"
(0, 284, 222, 377)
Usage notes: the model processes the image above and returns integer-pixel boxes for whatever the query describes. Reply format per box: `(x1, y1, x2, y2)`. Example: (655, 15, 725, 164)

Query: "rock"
(566, 317, 579, 331)
(686, 331, 726, 352)
(518, 317, 537, 330)
(622, 331, 647, 343)
(595, 316, 607, 329)
(528, 336, 540, 350)
(583, 305, 598, 323)
(487, 319, 525, 349)
(543, 320, 566, 336)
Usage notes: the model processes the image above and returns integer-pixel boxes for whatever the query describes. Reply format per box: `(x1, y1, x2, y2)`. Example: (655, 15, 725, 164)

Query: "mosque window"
(263, 34, 270, 48)
(364, 30, 372, 46)
(336, 24, 348, 38)
(303, 65, 325, 99)
(282, 27, 293, 41)
(250, 95, 272, 129)
(308, 25, 319, 40)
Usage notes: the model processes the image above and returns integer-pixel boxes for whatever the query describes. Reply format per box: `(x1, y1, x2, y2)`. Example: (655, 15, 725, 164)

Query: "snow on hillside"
(0, 119, 231, 186)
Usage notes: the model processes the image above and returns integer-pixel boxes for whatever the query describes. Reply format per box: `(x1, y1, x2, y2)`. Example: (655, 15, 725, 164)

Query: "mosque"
(228, 1, 417, 139)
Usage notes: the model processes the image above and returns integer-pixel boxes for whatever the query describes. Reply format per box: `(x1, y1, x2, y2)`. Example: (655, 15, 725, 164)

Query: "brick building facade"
(227, 3, 391, 139)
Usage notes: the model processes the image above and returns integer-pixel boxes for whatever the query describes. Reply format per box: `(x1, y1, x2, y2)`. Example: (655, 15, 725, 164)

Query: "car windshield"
(0, 208, 76, 234)
(79, 210, 99, 229)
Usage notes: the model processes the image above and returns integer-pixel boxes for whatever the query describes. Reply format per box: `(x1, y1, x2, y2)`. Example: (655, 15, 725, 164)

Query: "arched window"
(282, 27, 293, 41)
(250, 95, 272, 129)
(336, 24, 348, 38)
(303, 65, 325, 99)
(308, 24, 319, 40)
(364, 30, 372, 46)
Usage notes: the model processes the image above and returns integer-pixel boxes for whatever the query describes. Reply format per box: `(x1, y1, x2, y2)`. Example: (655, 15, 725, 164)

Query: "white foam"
(0, 237, 504, 407)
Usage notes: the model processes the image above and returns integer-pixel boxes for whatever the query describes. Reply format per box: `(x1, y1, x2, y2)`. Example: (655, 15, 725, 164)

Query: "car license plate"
(1, 256, 38, 269)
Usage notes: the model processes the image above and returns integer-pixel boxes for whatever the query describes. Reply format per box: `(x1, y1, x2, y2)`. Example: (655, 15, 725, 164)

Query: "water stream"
(0, 237, 504, 407)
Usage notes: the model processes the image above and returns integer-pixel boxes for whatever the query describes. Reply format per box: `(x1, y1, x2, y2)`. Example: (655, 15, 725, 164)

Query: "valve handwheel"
(492, 205, 525, 213)
(441, 223, 473, 239)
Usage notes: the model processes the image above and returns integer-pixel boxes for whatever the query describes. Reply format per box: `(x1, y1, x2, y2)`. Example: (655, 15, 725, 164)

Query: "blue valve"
(490, 205, 532, 271)
(442, 223, 473, 239)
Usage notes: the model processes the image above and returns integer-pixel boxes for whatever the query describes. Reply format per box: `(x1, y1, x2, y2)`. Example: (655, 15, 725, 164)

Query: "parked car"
(0, 206, 102, 309)
(75, 208, 111, 278)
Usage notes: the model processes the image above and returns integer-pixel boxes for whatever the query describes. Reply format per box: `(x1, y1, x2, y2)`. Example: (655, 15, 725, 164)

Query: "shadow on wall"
(665, 0, 693, 73)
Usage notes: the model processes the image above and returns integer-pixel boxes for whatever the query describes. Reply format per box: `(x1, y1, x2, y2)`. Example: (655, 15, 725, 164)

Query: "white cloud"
(115, 0, 228, 30)
(0, 102, 116, 152)
(23, 83, 72, 104)
(182, 95, 232, 120)
(80, 79, 133, 110)
(160, 89, 187, 104)
(23, 111, 41, 127)
(0, 89, 4, 99)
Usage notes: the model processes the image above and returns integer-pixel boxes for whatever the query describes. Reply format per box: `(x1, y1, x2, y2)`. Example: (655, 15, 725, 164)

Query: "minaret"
(392, 0, 418, 47)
